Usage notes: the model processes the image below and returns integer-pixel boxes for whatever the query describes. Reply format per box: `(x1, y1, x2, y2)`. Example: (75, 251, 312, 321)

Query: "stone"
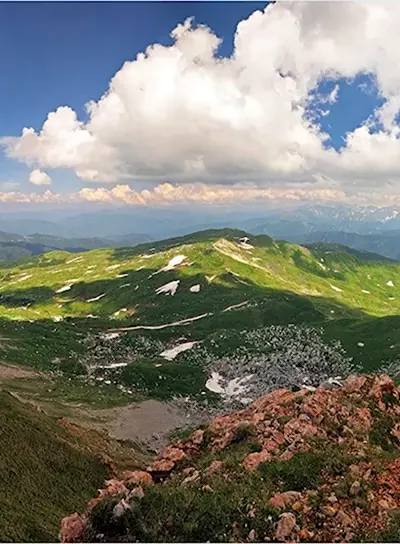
(243, 450, 272, 471)
(127, 486, 145, 500)
(327, 493, 338, 503)
(122, 470, 153, 486)
(163, 446, 187, 462)
(343, 375, 367, 394)
(100, 479, 128, 497)
(321, 505, 337, 517)
(269, 491, 302, 510)
(147, 458, 175, 474)
(275, 512, 297, 541)
(191, 429, 205, 445)
(336, 510, 353, 528)
(299, 528, 314, 540)
(206, 460, 223, 474)
(113, 498, 131, 518)
(182, 470, 200, 486)
(59, 513, 86, 542)
(349, 481, 361, 496)
(368, 374, 395, 400)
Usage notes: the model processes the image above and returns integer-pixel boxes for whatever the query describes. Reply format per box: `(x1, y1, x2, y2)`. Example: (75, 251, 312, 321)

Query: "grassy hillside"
(0, 229, 398, 407)
(0, 390, 148, 542)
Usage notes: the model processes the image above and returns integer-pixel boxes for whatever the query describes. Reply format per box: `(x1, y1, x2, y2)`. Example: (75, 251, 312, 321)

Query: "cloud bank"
(1, 182, 400, 207)
(3, 2, 400, 200)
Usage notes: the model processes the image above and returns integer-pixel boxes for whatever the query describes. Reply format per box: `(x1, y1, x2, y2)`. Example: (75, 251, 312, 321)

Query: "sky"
(2, 1, 400, 209)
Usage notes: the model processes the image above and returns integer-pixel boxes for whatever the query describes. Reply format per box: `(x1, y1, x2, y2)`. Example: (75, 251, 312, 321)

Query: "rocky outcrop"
(60, 374, 400, 543)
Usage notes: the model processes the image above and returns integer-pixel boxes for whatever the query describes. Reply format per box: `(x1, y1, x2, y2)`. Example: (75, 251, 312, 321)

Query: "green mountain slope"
(0, 390, 148, 542)
(0, 229, 398, 408)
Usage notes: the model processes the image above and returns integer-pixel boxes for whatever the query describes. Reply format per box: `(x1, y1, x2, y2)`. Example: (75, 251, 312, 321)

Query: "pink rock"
(343, 375, 367, 394)
(122, 470, 153, 486)
(59, 513, 86, 542)
(269, 491, 302, 510)
(206, 460, 223, 474)
(147, 458, 175, 473)
(191, 429, 205, 445)
(275, 512, 297, 541)
(368, 374, 395, 399)
(243, 450, 272, 471)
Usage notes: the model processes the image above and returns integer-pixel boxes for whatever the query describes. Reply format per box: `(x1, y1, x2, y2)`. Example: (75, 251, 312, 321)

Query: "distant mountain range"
(293, 231, 400, 262)
(0, 231, 153, 264)
(1, 203, 399, 241)
(0, 203, 399, 263)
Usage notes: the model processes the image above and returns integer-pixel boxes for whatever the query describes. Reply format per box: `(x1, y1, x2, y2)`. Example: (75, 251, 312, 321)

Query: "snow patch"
(106, 264, 121, 271)
(205, 372, 254, 399)
(357, 342, 365, 347)
(101, 362, 127, 369)
(205, 372, 224, 394)
(107, 312, 211, 332)
(87, 293, 106, 303)
(362, 290, 371, 294)
(155, 280, 180, 296)
(387, 280, 394, 287)
(223, 300, 249, 312)
(238, 237, 254, 250)
(113, 308, 127, 316)
(330, 284, 343, 292)
(190, 284, 201, 293)
(56, 284, 72, 294)
(101, 332, 120, 341)
(16, 274, 32, 282)
(164, 255, 187, 271)
(160, 341, 198, 361)
(66, 257, 83, 264)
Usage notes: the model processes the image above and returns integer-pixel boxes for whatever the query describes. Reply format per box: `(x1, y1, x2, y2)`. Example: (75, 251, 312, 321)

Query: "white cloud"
(28, 169, 52, 186)
(1, 182, 400, 207)
(4, 2, 400, 195)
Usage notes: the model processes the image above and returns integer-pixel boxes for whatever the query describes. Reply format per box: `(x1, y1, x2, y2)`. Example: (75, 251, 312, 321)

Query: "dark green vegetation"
(0, 390, 148, 542)
(0, 228, 398, 406)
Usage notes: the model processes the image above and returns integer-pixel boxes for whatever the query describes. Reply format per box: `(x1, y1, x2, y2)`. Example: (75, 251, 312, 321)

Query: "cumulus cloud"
(4, 2, 400, 196)
(28, 169, 52, 186)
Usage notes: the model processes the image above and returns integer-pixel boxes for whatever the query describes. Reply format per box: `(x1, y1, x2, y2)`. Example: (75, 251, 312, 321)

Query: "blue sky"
(1, 2, 267, 133)
(0, 2, 398, 208)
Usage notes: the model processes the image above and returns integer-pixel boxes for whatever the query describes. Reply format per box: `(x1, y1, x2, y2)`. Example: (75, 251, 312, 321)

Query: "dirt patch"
(96, 400, 195, 452)
(0, 363, 39, 380)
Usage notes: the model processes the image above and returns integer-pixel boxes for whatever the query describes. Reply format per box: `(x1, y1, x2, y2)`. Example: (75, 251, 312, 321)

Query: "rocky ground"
(60, 373, 400, 542)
